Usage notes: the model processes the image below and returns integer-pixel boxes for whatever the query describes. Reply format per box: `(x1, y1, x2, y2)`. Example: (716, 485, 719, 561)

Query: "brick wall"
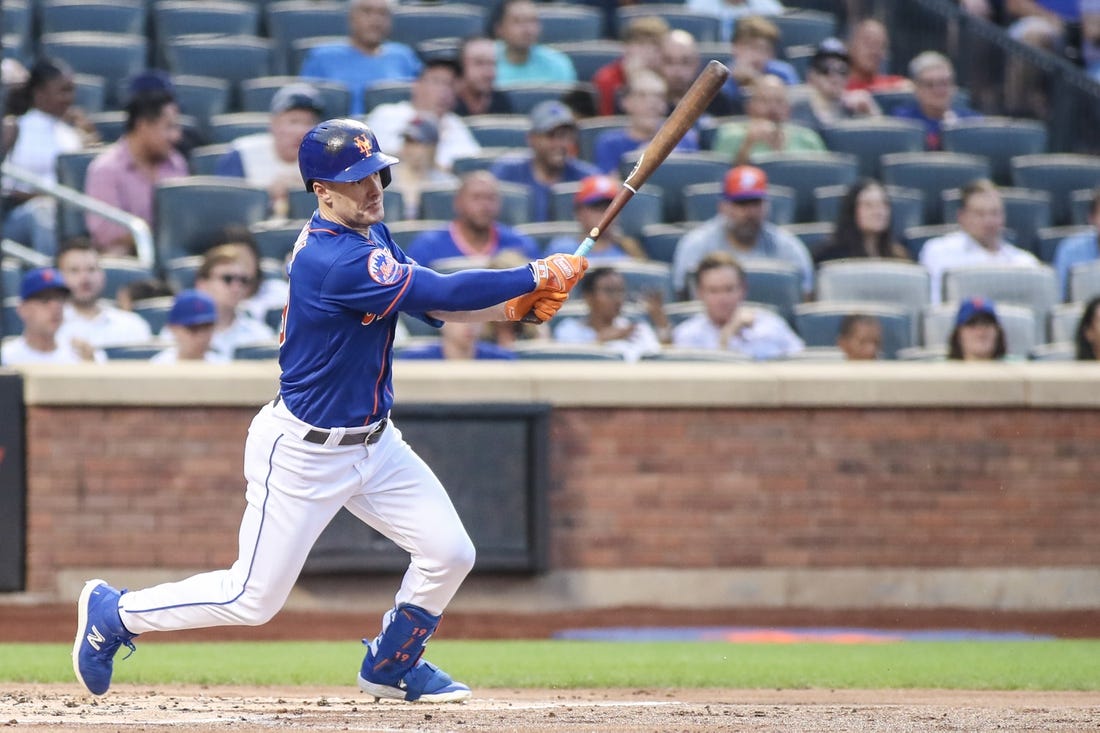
(23, 404, 1100, 593)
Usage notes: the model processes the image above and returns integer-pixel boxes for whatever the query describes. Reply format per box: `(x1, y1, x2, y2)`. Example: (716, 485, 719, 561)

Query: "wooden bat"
(574, 59, 731, 257)
(522, 60, 730, 322)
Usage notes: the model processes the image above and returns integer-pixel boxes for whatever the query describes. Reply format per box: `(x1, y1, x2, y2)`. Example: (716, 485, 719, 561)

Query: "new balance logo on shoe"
(86, 626, 105, 651)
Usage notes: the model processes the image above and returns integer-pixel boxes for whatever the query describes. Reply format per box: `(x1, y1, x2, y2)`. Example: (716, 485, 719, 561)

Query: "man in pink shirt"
(83, 90, 187, 256)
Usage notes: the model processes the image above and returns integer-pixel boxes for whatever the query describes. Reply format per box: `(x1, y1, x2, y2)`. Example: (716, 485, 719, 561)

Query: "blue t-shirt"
(490, 155, 600, 222)
(593, 128, 699, 174)
(1053, 230, 1099, 299)
(399, 342, 516, 360)
(890, 104, 981, 151)
(299, 42, 422, 115)
(494, 42, 577, 86)
(405, 223, 542, 268)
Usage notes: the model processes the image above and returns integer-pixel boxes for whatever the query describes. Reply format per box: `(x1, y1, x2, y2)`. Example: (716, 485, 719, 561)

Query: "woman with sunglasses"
(190, 244, 275, 358)
(791, 38, 881, 133)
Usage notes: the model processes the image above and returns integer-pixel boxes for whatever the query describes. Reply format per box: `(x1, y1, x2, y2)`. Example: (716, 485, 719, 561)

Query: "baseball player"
(73, 118, 587, 703)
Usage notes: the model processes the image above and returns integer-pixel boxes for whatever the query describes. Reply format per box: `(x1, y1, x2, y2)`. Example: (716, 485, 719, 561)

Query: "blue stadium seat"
(2, 296, 21, 338)
(39, 0, 146, 36)
(577, 115, 629, 163)
(233, 341, 281, 360)
(752, 151, 859, 223)
(794, 301, 913, 358)
(549, 181, 663, 241)
(265, 0, 346, 75)
(1011, 154, 1100, 227)
(240, 76, 351, 119)
(785, 222, 835, 261)
(553, 41, 623, 83)
(503, 84, 586, 114)
(104, 344, 165, 360)
(770, 9, 837, 54)
(816, 259, 930, 315)
(812, 184, 925, 241)
(537, 4, 604, 43)
(465, 115, 531, 149)
(39, 32, 147, 107)
(171, 75, 232, 138)
(639, 224, 689, 264)
(361, 81, 414, 111)
(389, 4, 486, 48)
(165, 35, 274, 104)
(880, 152, 992, 224)
(418, 182, 529, 227)
(188, 144, 231, 176)
(741, 259, 802, 324)
(3, 0, 32, 63)
(55, 150, 100, 240)
(512, 343, 625, 360)
(100, 258, 154, 301)
(682, 182, 796, 226)
(153, 177, 270, 264)
(618, 5, 720, 43)
(206, 112, 271, 145)
(617, 151, 729, 224)
(941, 117, 1048, 186)
(818, 118, 926, 178)
(131, 296, 175, 335)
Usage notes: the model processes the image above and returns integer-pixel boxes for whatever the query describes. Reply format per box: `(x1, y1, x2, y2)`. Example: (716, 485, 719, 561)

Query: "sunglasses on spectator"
(218, 274, 254, 286)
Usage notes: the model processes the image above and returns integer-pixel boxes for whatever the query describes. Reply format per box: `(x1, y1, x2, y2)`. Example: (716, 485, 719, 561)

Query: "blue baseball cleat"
(358, 657, 472, 703)
(72, 579, 137, 696)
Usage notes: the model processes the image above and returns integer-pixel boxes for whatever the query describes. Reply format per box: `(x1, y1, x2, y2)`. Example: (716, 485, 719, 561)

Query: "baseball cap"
(270, 83, 324, 116)
(723, 165, 768, 202)
(811, 37, 849, 69)
(529, 100, 576, 134)
(402, 116, 440, 145)
(20, 267, 70, 300)
(124, 69, 175, 101)
(574, 175, 618, 207)
(168, 289, 217, 327)
(955, 297, 998, 327)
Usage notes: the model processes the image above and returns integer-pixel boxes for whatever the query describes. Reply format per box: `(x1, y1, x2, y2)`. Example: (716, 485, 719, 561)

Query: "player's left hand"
(504, 290, 568, 322)
(530, 254, 589, 294)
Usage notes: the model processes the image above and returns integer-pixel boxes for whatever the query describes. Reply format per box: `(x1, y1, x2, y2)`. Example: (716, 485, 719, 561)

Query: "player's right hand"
(504, 290, 568, 322)
(529, 254, 588, 295)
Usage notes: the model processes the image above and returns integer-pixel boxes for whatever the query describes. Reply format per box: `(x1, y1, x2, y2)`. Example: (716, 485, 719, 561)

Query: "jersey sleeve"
(321, 244, 419, 320)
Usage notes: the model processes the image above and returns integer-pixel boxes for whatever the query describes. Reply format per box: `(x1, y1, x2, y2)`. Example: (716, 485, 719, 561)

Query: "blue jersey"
(278, 213, 535, 427)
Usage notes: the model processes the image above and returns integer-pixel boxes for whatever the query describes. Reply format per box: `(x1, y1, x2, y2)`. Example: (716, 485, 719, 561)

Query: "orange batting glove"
(504, 290, 568, 322)
(530, 254, 588, 294)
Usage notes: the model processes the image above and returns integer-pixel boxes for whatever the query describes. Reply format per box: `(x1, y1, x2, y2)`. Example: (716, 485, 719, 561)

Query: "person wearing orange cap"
(671, 164, 813, 300)
(545, 175, 646, 260)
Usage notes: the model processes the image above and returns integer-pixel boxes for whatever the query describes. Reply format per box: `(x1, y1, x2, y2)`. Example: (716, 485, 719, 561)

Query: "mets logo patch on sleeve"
(366, 248, 409, 285)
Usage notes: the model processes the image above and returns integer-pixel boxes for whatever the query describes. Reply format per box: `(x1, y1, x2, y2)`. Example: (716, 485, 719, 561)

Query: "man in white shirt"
(55, 239, 152, 349)
(919, 179, 1040, 303)
(553, 266, 661, 362)
(673, 250, 803, 360)
(1, 267, 105, 365)
(364, 58, 480, 172)
(151, 290, 229, 364)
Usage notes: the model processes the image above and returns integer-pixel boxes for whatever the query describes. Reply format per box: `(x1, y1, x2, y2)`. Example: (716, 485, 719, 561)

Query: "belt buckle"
(364, 418, 387, 445)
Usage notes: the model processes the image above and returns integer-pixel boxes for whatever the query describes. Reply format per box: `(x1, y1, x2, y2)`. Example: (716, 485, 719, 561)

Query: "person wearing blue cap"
(150, 290, 227, 364)
(948, 296, 1007, 361)
(1, 267, 104, 365)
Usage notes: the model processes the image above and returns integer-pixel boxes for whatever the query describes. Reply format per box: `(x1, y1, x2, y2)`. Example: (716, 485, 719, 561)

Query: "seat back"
(390, 4, 486, 48)
(549, 181, 663, 240)
(941, 265, 1058, 342)
(512, 342, 625, 360)
(941, 186, 1052, 256)
(39, 32, 147, 107)
(513, 221, 579, 253)
(40, 0, 146, 35)
(3, 0, 32, 62)
(417, 181, 529, 227)
(617, 5, 721, 42)
(99, 257, 154, 301)
(752, 151, 859, 223)
(234, 341, 281, 360)
(741, 258, 802, 324)
(640, 223, 689, 264)
(55, 150, 100, 240)
(1070, 260, 1100, 303)
(902, 223, 956, 260)
(249, 219, 308, 261)
(384, 220, 452, 250)
(1036, 225, 1092, 264)
(771, 9, 837, 51)
(464, 114, 531, 149)
(618, 151, 729, 223)
(165, 35, 274, 103)
(816, 259, 930, 314)
(607, 260, 674, 302)
(794, 301, 913, 358)
(941, 117, 1048, 185)
(813, 183, 925, 242)
(537, 4, 604, 42)
(1030, 341, 1076, 361)
(682, 182, 796, 226)
(130, 296, 175, 334)
(154, 1, 260, 66)
(153, 177, 270, 264)
(188, 143, 230, 176)
(503, 83, 587, 113)
(240, 76, 351, 119)
(819, 118, 926, 178)
(923, 301, 1036, 357)
(206, 112, 271, 145)
(2, 296, 21, 338)
(172, 74, 232, 137)
(577, 115, 629, 162)
(554, 41, 623, 83)
(643, 348, 752, 362)
(265, 0, 346, 75)
(1049, 301, 1085, 343)
(1011, 154, 1100, 227)
(104, 343, 165, 360)
(452, 148, 525, 176)
(785, 222, 835, 261)
(880, 152, 992, 224)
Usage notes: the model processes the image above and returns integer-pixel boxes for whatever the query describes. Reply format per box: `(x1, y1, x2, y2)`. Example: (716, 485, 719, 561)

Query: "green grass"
(8, 640, 1100, 690)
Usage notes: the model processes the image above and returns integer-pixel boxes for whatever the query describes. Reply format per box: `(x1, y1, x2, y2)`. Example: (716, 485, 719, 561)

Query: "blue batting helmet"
(298, 118, 398, 192)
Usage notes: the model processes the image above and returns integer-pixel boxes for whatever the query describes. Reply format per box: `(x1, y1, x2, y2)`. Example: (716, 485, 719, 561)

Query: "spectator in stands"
(711, 74, 826, 166)
(815, 179, 910, 263)
(151, 290, 227, 364)
(687, 0, 785, 43)
(545, 174, 646, 260)
(672, 251, 804, 359)
(835, 313, 883, 360)
(790, 38, 881, 133)
(398, 320, 516, 360)
(491, 0, 577, 87)
(454, 36, 514, 116)
(191, 244, 275, 358)
(208, 226, 289, 324)
(1, 267, 104, 365)
(115, 277, 174, 312)
(214, 83, 323, 219)
(593, 70, 699, 174)
(1074, 295, 1100, 360)
(298, 0, 420, 116)
(672, 165, 813, 299)
(1005, 0, 1079, 54)
(919, 179, 1040, 303)
(83, 90, 187, 257)
(405, 171, 542, 269)
(388, 116, 458, 220)
(661, 30, 742, 117)
(592, 15, 670, 115)
(845, 18, 911, 93)
(1052, 186, 1100, 299)
(947, 296, 1007, 361)
(890, 51, 980, 151)
(365, 57, 480, 172)
(722, 15, 800, 106)
(490, 101, 600, 223)
(55, 238, 152, 349)
(2, 57, 98, 257)
(553, 266, 664, 361)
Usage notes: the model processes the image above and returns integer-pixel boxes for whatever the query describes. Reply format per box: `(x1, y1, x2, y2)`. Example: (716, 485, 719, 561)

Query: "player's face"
(56, 249, 105, 307)
(316, 173, 386, 230)
(696, 265, 744, 324)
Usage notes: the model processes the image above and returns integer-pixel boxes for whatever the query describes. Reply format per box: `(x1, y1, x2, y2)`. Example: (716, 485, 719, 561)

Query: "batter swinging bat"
(522, 60, 731, 323)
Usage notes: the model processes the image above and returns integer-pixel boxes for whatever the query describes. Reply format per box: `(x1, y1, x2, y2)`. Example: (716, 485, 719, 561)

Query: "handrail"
(0, 238, 51, 268)
(0, 161, 155, 268)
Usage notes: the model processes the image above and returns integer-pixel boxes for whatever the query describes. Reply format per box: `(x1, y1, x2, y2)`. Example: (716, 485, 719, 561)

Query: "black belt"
(272, 394, 388, 446)
(304, 419, 388, 446)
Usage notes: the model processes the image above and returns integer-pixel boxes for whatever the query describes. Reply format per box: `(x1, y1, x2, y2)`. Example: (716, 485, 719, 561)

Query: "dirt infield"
(3, 685, 1100, 731)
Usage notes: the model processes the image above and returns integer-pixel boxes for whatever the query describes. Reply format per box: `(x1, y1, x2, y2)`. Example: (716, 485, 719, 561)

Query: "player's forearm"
(401, 265, 533, 314)
(426, 304, 507, 323)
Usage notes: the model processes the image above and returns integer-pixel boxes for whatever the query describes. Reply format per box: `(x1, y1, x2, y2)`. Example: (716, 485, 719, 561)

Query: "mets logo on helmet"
(367, 248, 407, 286)
(355, 134, 374, 157)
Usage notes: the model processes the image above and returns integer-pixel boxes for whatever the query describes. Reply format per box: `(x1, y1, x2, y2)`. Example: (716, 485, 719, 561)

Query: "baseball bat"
(522, 60, 730, 323)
